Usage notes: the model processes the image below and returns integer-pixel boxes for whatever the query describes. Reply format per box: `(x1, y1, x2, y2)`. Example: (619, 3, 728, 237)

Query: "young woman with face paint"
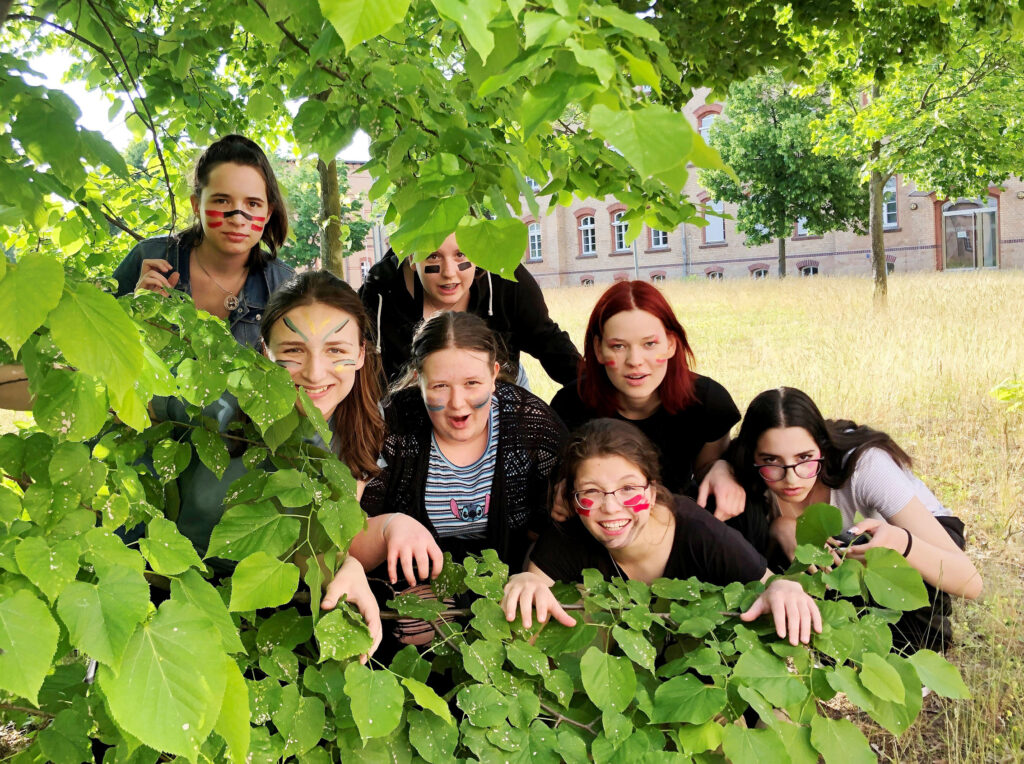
(501, 419, 822, 647)
(728, 387, 981, 652)
(550, 280, 745, 521)
(113, 134, 293, 349)
(359, 232, 581, 389)
(324, 311, 568, 650)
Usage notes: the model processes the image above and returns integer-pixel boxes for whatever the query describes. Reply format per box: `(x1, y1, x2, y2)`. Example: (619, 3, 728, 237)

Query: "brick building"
(345, 90, 1024, 287)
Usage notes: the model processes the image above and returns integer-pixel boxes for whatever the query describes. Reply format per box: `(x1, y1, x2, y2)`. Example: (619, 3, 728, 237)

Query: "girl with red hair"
(550, 280, 744, 520)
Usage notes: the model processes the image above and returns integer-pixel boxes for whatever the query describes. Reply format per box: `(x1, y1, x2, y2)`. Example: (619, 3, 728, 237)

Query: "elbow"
(960, 570, 983, 600)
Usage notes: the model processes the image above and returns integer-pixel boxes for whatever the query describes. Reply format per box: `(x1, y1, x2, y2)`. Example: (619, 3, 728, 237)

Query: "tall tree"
(698, 72, 867, 278)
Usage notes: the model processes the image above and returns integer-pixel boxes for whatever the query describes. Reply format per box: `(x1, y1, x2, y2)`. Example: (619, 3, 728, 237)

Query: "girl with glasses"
(501, 419, 822, 647)
(729, 387, 981, 651)
(549, 280, 745, 522)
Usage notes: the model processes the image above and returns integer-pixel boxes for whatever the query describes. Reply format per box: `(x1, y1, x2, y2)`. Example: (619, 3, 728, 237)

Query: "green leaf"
(229, 552, 299, 611)
(314, 603, 373, 662)
(139, 516, 205, 576)
(403, 677, 454, 725)
(390, 196, 469, 261)
(860, 652, 906, 703)
(191, 428, 230, 480)
(432, 0, 500, 63)
(907, 649, 971, 699)
(863, 547, 930, 610)
(651, 674, 727, 724)
(98, 601, 228, 760)
(14, 535, 80, 602)
(344, 662, 404, 738)
(455, 217, 527, 280)
(612, 625, 656, 672)
(175, 358, 228, 407)
(673, 720, 724, 756)
(0, 589, 61, 704)
(733, 647, 808, 707)
(469, 596, 512, 640)
(230, 364, 297, 435)
(649, 576, 703, 600)
(722, 725, 791, 763)
(213, 655, 250, 764)
(170, 569, 245, 654)
(457, 684, 510, 727)
(36, 700, 93, 764)
(506, 640, 550, 678)
(56, 565, 149, 668)
(461, 638, 506, 683)
(580, 646, 636, 713)
(809, 715, 875, 763)
(33, 370, 109, 442)
(795, 503, 844, 546)
(387, 591, 448, 621)
(207, 501, 302, 561)
(265, 468, 315, 508)
(151, 439, 192, 482)
(273, 684, 326, 756)
(318, 0, 411, 51)
(48, 281, 144, 406)
(0, 254, 64, 354)
(0, 484, 20, 523)
(408, 709, 459, 763)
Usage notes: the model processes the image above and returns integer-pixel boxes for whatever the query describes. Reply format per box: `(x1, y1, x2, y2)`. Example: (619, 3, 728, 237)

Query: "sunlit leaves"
(139, 516, 205, 576)
(318, 0, 411, 50)
(228, 552, 299, 611)
(344, 662, 404, 738)
(580, 647, 636, 713)
(0, 254, 64, 354)
(455, 218, 527, 281)
(908, 649, 970, 698)
(206, 501, 302, 561)
(314, 604, 374, 662)
(863, 548, 930, 610)
(0, 590, 60, 705)
(98, 601, 228, 760)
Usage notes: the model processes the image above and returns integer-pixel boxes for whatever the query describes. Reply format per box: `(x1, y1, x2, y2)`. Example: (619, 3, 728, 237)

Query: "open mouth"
(303, 384, 334, 398)
(447, 413, 471, 428)
(623, 373, 649, 386)
(437, 283, 460, 295)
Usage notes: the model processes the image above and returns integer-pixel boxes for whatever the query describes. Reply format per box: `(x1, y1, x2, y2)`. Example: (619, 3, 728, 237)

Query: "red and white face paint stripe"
(622, 494, 650, 512)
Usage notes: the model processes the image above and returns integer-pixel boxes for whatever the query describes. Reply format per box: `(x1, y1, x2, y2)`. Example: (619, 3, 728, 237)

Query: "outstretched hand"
(382, 513, 445, 587)
(135, 258, 181, 297)
(321, 556, 382, 664)
(697, 460, 746, 521)
(740, 578, 822, 646)
(501, 572, 577, 629)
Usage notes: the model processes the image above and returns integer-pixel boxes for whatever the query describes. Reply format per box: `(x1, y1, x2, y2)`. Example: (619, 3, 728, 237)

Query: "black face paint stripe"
(223, 209, 255, 221)
(423, 264, 441, 274)
(457, 261, 472, 271)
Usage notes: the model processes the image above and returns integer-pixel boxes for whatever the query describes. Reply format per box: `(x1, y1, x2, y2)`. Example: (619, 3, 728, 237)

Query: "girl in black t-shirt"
(502, 419, 822, 646)
(549, 281, 743, 518)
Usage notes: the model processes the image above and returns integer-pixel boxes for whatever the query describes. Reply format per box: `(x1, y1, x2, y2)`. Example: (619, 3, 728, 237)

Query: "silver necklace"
(193, 252, 247, 311)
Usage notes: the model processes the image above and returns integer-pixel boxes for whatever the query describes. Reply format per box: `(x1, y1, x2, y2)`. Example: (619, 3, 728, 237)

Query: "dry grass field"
(523, 270, 1024, 763)
(2, 270, 1021, 761)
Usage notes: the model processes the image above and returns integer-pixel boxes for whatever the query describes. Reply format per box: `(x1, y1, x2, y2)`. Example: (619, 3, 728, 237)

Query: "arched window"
(612, 211, 629, 251)
(579, 215, 596, 256)
(527, 223, 542, 261)
(650, 271, 666, 283)
(704, 200, 725, 244)
(699, 113, 716, 143)
(705, 266, 724, 280)
(580, 276, 595, 286)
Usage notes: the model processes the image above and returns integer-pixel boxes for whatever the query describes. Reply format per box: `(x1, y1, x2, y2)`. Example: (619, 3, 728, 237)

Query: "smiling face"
(754, 426, 823, 507)
(595, 309, 677, 414)
(191, 162, 271, 259)
(418, 346, 498, 447)
(415, 233, 475, 310)
(573, 454, 653, 552)
(265, 302, 364, 420)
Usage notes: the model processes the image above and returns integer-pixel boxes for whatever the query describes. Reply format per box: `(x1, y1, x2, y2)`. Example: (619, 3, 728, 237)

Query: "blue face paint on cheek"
(469, 395, 490, 409)
(425, 403, 445, 412)
(274, 359, 299, 368)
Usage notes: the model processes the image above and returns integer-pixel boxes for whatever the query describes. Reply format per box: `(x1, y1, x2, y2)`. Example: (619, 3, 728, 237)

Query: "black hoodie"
(358, 250, 581, 386)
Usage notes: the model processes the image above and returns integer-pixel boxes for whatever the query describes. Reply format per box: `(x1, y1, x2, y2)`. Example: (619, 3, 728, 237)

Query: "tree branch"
(100, 206, 145, 240)
(250, 0, 350, 83)
(538, 701, 596, 734)
(0, 702, 55, 719)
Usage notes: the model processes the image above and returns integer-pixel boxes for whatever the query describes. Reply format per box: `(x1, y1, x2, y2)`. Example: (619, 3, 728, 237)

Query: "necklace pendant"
(224, 294, 240, 311)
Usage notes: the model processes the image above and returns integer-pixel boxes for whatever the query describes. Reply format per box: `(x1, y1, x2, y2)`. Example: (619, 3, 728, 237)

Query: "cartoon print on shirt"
(450, 494, 490, 522)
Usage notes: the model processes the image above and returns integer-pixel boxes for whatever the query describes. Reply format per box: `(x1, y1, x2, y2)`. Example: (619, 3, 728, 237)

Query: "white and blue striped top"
(424, 399, 498, 539)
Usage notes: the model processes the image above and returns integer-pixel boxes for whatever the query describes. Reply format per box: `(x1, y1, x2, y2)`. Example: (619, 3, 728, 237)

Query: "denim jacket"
(112, 232, 294, 349)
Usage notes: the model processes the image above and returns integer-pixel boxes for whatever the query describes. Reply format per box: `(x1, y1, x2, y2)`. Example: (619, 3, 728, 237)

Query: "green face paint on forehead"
(282, 316, 310, 343)
(327, 318, 350, 337)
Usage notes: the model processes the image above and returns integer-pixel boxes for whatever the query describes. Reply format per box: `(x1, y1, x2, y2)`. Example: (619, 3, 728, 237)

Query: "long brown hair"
(557, 418, 675, 512)
(188, 134, 288, 268)
(395, 311, 515, 392)
(260, 271, 384, 479)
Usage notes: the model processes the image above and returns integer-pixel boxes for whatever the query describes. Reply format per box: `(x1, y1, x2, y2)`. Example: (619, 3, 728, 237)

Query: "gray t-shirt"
(830, 447, 951, 527)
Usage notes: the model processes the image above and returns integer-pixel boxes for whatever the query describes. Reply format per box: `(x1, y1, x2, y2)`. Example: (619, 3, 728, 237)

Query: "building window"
(613, 272, 629, 282)
(942, 196, 998, 269)
(751, 268, 768, 279)
(699, 113, 716, 143)
(651, 272, 666, 283)
(360, 260, 370, 282)
(527, 223, 542, 261)
(706, 271, 723, 280)
(704, 200, 725, 244)
(650, 228, 669, 249)
(612, 211, 629, 252)
(883, 178, 898, 229)
(796, 217, 810, 237)
(579, 215, 596, 256)
(526, 177, 541, 191)
(580, 276, 595, 286)
(799, 265, 819, 277)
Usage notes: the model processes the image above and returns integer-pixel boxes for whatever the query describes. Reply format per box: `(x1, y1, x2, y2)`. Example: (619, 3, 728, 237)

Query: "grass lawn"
(2, 269, 1021, 761)
(522, 269, 1024, 762)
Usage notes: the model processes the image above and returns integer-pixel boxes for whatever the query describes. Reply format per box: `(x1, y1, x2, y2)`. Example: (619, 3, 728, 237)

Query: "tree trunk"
(777, 236, 786, 278)
(868, 82, 887, 309)
(0, 0, 13, 33)
(317, 157, 345, 277)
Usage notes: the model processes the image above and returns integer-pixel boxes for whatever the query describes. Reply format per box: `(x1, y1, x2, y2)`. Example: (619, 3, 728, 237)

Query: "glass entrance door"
(943, 197, 998, 269)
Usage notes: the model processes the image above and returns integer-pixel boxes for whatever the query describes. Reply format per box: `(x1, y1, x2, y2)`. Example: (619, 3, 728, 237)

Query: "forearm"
(0, 365, 31, 410)
(903, 531, 982, 599)
(346, 514, 394, 570)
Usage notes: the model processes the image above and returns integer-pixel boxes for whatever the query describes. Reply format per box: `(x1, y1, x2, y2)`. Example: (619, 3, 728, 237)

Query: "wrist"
(902, 528, 913, 558)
